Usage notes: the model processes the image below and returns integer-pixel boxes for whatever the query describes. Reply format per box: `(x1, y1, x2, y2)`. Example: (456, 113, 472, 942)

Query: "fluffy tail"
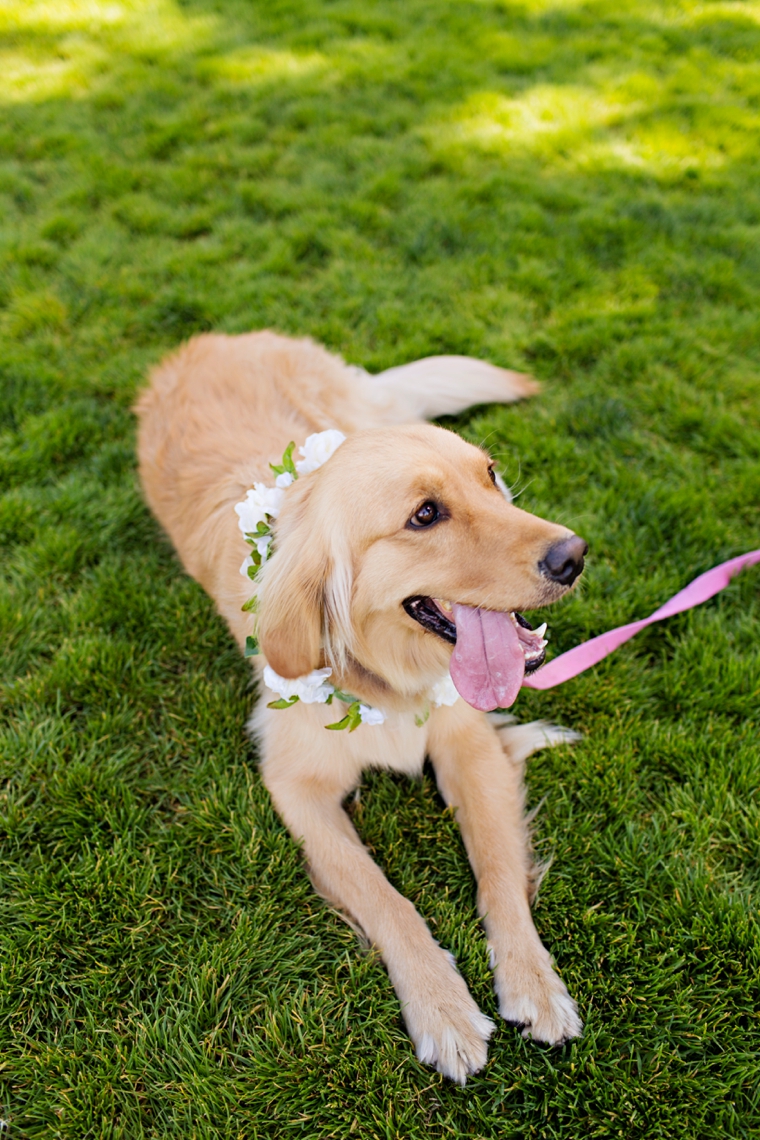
(368, 355, 539, 423)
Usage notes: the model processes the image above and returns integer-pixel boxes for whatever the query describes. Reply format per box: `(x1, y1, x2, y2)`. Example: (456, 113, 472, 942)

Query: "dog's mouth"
(402, 596, 548, 712)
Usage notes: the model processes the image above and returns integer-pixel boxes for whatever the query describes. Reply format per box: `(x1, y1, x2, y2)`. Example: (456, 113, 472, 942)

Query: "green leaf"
(241, 594, 258, 612)
(414, 705, 430, 727)
(326, 692, 365, 729)
(331, 688, 357, 704)
(346, 701, 363, 731)
(244, 636, 259, 656)
(267, 696, 299, 709)
(270, 441, 297, 477)
(325, 714, 350, 730)
(282, 440, 297, 476)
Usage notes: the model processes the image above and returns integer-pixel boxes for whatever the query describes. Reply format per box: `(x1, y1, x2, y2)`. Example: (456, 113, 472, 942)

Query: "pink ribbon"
(523, 549, 760, 690)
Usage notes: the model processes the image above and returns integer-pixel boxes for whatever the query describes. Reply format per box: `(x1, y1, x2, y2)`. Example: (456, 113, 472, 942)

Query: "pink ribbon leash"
(522, 549, 760, 690)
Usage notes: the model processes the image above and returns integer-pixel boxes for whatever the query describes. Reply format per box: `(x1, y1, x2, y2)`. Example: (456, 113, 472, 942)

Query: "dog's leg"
(370, 355, 539, 422)
(428, 704, 582, 1046)
(259, 754, 494, 1083)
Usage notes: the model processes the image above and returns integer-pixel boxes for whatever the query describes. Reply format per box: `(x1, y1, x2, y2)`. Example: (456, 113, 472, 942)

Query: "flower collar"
(261, 663, 460, 731)
(235, 429, 346, 573)
(234, 430, 459, 730)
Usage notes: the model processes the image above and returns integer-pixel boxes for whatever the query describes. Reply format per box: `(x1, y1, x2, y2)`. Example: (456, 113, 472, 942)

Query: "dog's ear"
(256, 482, 354, 679)
(256, 537, 325, 679)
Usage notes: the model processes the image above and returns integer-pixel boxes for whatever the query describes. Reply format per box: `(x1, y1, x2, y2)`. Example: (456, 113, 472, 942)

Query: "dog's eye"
(409, 501, 439, 529)
(488, 466, 497, 486)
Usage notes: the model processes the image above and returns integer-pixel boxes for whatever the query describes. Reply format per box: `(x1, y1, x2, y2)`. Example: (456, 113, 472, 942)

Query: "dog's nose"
(541, 535, 588, 586)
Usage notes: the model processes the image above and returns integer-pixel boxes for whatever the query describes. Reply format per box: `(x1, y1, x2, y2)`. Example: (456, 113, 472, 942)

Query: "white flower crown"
(235, 430, 458, 730)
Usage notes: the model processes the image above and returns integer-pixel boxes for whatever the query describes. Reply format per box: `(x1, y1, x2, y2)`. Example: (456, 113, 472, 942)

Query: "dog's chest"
(354, 715, 429, 777)
(253, 700, 430, 788)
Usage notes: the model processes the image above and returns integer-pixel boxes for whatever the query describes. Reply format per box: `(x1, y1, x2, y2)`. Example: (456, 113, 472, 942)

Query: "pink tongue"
(449, 604, 525, 712)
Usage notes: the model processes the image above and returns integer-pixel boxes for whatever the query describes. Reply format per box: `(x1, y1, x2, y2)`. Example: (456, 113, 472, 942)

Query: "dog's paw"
(401, 952, 494, 1084)
(492, 950, 582, 1046)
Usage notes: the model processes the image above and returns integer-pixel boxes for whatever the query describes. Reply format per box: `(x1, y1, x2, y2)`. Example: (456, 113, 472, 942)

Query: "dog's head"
(255, 424, 586, 711)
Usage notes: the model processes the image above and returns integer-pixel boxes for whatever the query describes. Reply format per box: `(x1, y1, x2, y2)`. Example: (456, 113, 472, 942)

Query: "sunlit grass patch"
(0, 0, 215, 40)
(0, 0, 219, 104)
(0, 41, 109, 104)
(432, 60, 760, 176)
(199, 45, 331, 86)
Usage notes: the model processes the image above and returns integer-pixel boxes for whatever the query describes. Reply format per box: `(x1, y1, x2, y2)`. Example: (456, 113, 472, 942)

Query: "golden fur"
(135, 331, 583, 1083)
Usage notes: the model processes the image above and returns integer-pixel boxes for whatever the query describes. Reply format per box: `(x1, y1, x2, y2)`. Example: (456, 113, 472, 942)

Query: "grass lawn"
(1, 0, 759, 1135)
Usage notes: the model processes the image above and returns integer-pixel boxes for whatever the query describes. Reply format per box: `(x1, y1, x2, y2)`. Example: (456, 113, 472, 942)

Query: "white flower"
(240, 555, 256, 579)
(275, 471, 294, 489)
(254, 533, 272, 560)
(234, 483, 285, 535)
(359, 704, 386, 726)
(263, 665, 335, 704)
(429, 672, 460, 707)
(295, 429, 346, 475)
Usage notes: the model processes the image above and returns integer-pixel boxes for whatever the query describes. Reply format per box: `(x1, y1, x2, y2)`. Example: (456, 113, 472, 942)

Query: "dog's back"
(136, 334, 353, 530)
(135, 332, 357, 599)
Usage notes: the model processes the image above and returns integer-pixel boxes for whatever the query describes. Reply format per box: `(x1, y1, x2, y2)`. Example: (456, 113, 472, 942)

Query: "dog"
(135, 331, 587, 1083)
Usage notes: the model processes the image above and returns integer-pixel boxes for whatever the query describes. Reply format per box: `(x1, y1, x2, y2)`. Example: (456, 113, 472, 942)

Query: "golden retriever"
(135, 331, 587, 1083)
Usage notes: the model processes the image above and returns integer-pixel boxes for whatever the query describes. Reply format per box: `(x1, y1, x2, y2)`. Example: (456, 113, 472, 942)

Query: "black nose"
(541, 535, 588, 587)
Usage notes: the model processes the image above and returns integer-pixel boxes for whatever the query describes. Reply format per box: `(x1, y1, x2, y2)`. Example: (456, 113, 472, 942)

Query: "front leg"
(428, 703, 582, 1045)
(258, 717, 494, 1083)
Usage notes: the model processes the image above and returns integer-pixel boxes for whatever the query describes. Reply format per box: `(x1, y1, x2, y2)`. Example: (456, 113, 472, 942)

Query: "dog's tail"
(365, 355, 539, 423)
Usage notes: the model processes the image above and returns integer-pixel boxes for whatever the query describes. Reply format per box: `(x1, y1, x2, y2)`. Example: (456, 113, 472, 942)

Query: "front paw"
(399, 949, 495, 1084)
(492, 947, 582, 1046)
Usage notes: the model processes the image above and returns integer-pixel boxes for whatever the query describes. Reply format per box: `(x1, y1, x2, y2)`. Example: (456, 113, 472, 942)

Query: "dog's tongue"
(449, 604, 525, 712)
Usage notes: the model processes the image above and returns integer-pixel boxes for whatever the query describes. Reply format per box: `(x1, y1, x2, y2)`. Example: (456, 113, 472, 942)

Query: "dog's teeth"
(439, 600, 452, 612)
(534, 623, 547, 639)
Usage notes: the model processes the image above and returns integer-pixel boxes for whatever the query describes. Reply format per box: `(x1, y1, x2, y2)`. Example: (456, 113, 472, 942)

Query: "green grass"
(1, 0, 759, 1135)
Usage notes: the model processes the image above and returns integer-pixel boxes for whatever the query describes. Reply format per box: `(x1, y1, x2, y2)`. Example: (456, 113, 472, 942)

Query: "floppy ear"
(255, 479, 354, 679)
(256, 535, 326, 679)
